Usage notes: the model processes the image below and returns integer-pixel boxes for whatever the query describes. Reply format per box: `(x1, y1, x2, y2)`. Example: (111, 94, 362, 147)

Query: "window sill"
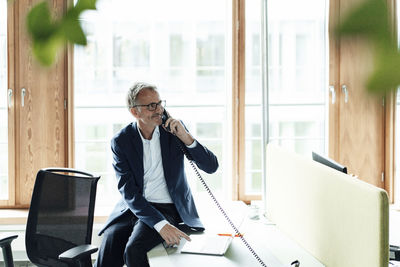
(0, 206, 112, 225)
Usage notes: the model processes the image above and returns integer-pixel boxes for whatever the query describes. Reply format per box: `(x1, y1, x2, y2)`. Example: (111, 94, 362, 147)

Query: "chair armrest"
(0, 235, 18, 266)
(59, 244, 98, 261)
(0, 235, 18, 247)
(390, 244, 400, 260)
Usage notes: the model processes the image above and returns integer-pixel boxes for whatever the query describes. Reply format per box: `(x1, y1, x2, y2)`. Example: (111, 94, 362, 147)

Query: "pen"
(217, 233, 243, 237)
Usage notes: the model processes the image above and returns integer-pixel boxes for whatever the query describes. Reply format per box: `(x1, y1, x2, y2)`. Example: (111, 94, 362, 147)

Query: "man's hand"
(163, 115, 194, 146)
(159, 223, 191, 247)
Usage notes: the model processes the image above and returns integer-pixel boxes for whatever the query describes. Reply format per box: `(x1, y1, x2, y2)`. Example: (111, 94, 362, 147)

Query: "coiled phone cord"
(176, 139, 268, 267)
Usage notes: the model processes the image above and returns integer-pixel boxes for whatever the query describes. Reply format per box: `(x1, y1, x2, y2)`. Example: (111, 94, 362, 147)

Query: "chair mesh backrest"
(25, 169, 99, 267)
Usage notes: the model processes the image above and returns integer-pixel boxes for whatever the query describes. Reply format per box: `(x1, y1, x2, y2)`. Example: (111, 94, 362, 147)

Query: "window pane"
(244, 0, 328, 195)
(74, 108, 133, 207)
(244, 106, 263, 195)
(0, 0, 8, 200)
(269, 105, 325, 153)
(245, 0, 264, 196)
(267, 0, 328, 153)
(75, 0, 232, 208)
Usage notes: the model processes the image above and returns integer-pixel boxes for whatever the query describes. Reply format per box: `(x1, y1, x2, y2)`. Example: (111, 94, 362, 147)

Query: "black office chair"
(0, 168, 100, 267)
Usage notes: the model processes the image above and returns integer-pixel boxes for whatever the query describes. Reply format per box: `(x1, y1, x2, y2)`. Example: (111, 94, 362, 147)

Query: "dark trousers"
(94, 203, 183, 267)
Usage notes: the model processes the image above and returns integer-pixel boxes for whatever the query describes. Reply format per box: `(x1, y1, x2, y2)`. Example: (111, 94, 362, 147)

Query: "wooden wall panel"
(329, 0, 398, 199)
(329, 0, 386, 188)
(15, 0, 67, 206)
(339, 38, 384, 187)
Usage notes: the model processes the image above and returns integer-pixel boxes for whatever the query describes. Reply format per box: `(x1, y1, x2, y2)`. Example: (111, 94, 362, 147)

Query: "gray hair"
(126, 82, 158, 109)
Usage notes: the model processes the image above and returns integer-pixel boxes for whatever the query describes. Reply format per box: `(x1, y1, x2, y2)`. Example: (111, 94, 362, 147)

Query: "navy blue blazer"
(99, 122, 219, 235)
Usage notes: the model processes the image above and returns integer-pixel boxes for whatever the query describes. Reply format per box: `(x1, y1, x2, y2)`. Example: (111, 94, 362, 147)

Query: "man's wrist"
(186, 139, 197, 148)
(154, 220, 169, 233)
(182, 133, 195, 146)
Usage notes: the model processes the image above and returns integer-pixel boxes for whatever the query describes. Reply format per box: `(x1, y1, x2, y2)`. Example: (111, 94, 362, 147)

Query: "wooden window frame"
(232, 0, 247, 202)
(384, 0, 397, 203)
(4, 0, 397, 208)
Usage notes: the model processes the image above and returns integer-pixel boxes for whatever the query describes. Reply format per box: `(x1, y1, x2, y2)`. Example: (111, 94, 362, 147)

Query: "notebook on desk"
(180, 234, 233, 256)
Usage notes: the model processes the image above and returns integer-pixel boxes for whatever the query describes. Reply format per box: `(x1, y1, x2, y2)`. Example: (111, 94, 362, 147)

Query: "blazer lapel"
(130, 122, 143, 157)
(160, 127, 171, 178)
(129, 122, 144, 184)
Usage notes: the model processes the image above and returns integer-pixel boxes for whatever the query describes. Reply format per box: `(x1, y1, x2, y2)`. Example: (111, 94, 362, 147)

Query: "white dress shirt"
(138, 126, 173, 204)
(137, 126, 197, 232)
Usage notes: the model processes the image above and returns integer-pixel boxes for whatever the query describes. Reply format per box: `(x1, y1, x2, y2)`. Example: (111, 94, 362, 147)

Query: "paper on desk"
(181, 234, 232, 256)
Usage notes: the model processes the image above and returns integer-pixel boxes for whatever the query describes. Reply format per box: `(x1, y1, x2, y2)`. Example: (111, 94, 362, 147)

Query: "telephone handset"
(161, 109, 171, 132)
(161, 109, 275, 267)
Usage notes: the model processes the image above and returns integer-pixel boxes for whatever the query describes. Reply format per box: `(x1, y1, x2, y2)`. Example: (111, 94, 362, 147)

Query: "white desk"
(147, 199, 325, 267)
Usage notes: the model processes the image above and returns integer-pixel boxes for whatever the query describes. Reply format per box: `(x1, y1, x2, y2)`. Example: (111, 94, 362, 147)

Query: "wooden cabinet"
(338, 38, 385, 188)
(2, 0, 67, 207)
(329, 0, 394, 191)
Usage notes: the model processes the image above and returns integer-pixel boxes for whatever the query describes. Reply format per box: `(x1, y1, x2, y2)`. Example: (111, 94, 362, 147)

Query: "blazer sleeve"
(177, 121, 219, 174)
(185, 140, 219, 174)
(111, 137, 166, 228)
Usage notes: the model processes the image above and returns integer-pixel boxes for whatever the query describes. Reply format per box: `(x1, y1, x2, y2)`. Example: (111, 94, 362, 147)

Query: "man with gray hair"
(95, 82, 219, 267)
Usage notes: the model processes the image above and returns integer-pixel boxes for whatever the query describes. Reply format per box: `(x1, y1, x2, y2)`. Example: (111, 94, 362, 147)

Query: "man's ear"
(130, 107, 139, 118)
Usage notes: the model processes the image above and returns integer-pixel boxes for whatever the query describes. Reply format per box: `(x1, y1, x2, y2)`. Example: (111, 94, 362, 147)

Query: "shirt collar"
(137, 125, 160, 143)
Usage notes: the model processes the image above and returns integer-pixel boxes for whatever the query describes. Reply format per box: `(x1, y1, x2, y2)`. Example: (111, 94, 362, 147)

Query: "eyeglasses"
(133, 100, 166, 111)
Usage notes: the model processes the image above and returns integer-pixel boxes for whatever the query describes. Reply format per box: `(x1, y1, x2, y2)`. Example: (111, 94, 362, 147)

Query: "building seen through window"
(266, 0, 327, 155)
(74, 0, 327, 204)
(0, 0, 329, 204)
(244, 0, 327, 195)
(74, 0, 230, 207)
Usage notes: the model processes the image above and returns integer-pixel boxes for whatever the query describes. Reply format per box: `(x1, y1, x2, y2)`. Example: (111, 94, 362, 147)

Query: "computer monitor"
(312, 151, 348, 174)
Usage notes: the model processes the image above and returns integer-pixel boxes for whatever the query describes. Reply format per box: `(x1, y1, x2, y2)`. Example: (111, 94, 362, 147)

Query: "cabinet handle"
(329, 85, 336, 104)
(8, 89, 12, 108)
(21, 88, 26, 107)
(342, 85, 348, 103)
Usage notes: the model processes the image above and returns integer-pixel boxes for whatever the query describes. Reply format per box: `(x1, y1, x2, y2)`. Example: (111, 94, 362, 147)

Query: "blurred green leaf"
(336, 0, 391, 41)
(27, 1, 61, 66)
(32, 36, 63, 67)
(25, 0, 97, 66)
(26, 1, 56, 40)
(75, 0, 97, 13)
(367, 49, 400, 94)
(61, 18, 87, 45)
(336, 0, 399, 94)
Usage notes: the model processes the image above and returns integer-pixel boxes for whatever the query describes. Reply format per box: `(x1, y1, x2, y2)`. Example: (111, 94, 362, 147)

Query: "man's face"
(130, 89, 163, 128)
